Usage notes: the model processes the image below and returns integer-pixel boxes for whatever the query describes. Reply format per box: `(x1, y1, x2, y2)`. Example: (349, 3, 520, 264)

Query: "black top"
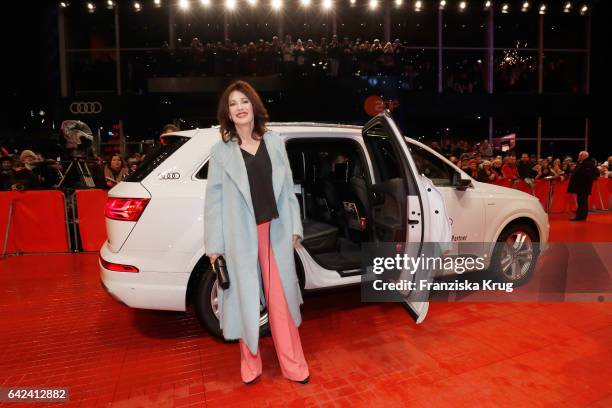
(241, 140, 279, 225)
(567, 158, 598, 195)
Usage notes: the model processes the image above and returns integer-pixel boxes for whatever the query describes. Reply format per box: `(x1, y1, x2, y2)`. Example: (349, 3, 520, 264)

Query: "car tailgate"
(105, 182, 151, 253)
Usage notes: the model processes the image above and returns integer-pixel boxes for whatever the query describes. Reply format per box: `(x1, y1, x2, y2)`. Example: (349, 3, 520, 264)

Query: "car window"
(125, 135, 190, 182)
(363, 125, 402, 182)
(195, 161, 208, 179)
(408, 143, 455, 187)
(287, 150, 305, 182)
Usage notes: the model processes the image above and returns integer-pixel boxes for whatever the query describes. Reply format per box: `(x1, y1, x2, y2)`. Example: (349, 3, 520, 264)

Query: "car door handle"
(408, 220, 419, 225)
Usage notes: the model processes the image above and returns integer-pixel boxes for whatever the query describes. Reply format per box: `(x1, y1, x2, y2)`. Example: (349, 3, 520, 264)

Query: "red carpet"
(0, 213, 611, 407)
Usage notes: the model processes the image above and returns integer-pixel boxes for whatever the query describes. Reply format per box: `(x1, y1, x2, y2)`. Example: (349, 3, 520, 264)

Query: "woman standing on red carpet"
(204, 80, 310, 385)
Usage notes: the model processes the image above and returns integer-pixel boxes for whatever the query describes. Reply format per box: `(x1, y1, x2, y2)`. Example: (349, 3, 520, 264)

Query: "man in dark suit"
(567, 151, 599, 221)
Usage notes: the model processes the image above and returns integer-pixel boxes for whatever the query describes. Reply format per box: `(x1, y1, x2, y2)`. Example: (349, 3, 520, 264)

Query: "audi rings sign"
(69, 101, 102, 115)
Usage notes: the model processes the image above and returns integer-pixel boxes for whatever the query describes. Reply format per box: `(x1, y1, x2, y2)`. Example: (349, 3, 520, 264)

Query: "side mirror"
(452, 172, 472, 190)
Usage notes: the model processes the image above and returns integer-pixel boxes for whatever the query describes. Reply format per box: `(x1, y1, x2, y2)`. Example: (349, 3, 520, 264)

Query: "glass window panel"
(544, 10, 588, 49)
(542, 116, 584, 140)
(119, 5, 167, 48)
(494, 11, 538, 49)
(398, 49, 437, 91)
(540, 140, 585, 160)
(337, 4, 385, 41)
(442, 9, 487, 47)
(65, 6, 115, 49)
(175, 7, 225, 44)
(389, 8, 438, 47)
(406, 115, 490, 150)
(543, 52, 587, 94)
(286, 10, 334, 42)
(67, 51, 116, 93)
(443, 50, 487, 93)
(494, 49, 537, 93)
(120, 51, 158, 94)
(494, 116, 538, 141)
(227, 9, 282, 44)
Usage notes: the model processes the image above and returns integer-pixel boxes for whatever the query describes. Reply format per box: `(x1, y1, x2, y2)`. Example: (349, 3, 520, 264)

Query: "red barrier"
(533, 180, 551, 211)
(0, 191, 69, 253)
(492, 179, 513, 188)
(599, 178, 611, 210)
(0, 192, 18, 255)
(588, 178, 611, 211)
(515, 180, 533, 194)
(549, 179, 577, 213)
(75, 189, 108, 251)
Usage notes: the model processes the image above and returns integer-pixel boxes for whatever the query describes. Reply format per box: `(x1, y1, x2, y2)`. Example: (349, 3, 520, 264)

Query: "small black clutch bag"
(213, 256, 230, 290)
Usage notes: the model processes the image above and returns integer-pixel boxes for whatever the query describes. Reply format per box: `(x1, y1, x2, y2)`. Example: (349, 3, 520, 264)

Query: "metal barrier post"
(70, 192, 80, 252)
(1, 200, 14, 258)
(596, 181, 604, 211)
(546, 179, 555, 214)
(63, 190, 75, 252)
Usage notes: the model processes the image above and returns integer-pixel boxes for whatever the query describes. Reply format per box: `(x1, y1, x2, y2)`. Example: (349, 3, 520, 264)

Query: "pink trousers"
(239, 221, 309, 383)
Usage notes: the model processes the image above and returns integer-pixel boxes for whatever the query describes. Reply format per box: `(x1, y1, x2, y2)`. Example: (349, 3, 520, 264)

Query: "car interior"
(286, 138, 371, 275)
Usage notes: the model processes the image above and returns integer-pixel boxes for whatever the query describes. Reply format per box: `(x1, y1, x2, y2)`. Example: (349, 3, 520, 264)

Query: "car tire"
(490, 223, 540, 287)
(194, 266, 270, 340)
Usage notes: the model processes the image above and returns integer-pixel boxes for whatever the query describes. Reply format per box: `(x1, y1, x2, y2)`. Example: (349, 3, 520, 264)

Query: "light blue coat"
(204, 130, 304, 355)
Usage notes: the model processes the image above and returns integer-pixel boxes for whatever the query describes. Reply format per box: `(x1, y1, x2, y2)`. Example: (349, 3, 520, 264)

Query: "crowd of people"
(0, 123, 184, 192)
(72, 35, 581, 94)
(0, 149, 145, 192)
(429, 139, 612, 186)
(3, 133, 610, 193)
(155, 35, 436, 81)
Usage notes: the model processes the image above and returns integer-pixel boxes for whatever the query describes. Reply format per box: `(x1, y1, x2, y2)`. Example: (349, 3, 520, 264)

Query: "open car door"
(362, 111, 452, 323)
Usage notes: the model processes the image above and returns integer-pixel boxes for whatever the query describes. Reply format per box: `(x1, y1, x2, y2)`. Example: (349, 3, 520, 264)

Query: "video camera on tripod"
(57, 120, 98, 189)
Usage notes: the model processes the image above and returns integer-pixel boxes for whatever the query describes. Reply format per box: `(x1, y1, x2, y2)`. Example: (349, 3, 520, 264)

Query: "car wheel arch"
(186, 255, 211, 308)
(496, 216, 541, 243)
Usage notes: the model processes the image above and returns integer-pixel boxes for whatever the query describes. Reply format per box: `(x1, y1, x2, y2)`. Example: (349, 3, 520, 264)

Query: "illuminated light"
(563, 2, 571, 12)
(154, 0, 162, 8)
(225, 0, 236, 10)
(459, 1, 466, 11)
(59, 2, 70, 8)
(395, 0, 402, 6)
(415, 0, 423, 11)
(501, 3, 509, 13)
(86, 2, 95, 13)
(521, 1, 529, 12)
(179, 0, 190, 9)
(247, 0, 257, 5)
(580, 4, 588, 15)
(322, 0, 333, 10)
(369, 0, 378, 9)
(350, 0, 356, 5)
(300, 0, 310, 6)
(439, 0, 446, 9)
(539, 4, 546, 14)
(134, 1, 142, 11)
(271, 0, 282, 10)
(484, 1, 491, 9)
(106, 0, 116, 9)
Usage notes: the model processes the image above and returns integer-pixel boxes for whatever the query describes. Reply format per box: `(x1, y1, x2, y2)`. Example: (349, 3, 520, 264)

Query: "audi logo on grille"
(69, 102, 102, 114)
(159, 172, 181, 180)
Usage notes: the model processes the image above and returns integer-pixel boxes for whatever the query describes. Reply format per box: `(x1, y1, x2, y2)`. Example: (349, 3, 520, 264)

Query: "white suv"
(100, 113, 548, 338)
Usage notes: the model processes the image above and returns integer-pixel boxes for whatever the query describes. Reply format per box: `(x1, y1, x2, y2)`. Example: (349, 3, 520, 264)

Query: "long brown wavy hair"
(217, 80, 269, 144)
